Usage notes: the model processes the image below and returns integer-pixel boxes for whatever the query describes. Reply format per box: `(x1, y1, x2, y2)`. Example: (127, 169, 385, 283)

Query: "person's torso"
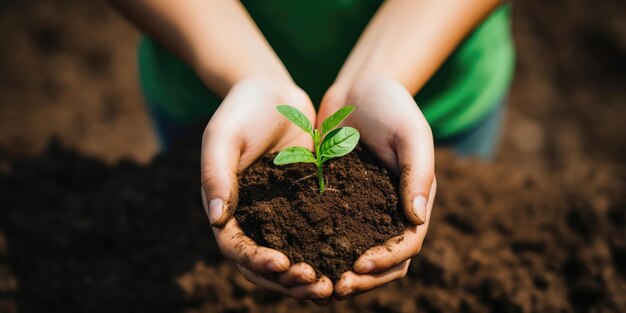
(139, 1, 515, 139)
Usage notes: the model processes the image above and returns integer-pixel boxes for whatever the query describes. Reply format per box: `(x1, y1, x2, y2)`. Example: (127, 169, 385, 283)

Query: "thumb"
(200, 121, 241, 228)
(397, 125, 435, 225)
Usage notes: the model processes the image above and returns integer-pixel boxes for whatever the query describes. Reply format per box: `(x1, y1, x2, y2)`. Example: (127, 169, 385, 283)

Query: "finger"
(237, 264, 333, 300)
(353, 180, 436, 274)
(335, 260, 411, 300)
(200, 117, 241, 227)
(396, 122, 435, 225)
(275, 262, 317, 286)
(213, 218, 290, 274)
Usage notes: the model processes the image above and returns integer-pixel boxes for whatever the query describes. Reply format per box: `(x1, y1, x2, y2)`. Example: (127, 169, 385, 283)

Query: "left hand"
(317, 77, 437, 300)
(201, 78, 333, 301)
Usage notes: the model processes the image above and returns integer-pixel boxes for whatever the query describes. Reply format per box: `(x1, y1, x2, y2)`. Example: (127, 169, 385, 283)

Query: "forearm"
(335, 0, 501, 95)
(108, 0, 292, 97)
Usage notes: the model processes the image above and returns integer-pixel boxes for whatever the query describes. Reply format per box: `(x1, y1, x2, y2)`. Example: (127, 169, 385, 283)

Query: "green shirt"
(138, 1, 515, 139)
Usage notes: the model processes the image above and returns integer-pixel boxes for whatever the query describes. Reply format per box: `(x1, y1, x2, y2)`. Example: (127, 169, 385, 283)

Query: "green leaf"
(276, 105, 312, 134)
(321, 106, 355, 135)
(273, 147, 316, 165)
(320, 127, 360, 160)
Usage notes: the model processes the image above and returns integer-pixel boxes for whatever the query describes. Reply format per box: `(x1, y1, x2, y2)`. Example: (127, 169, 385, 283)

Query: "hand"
(201, 77, 333, 301)
(318, 77, 437, 299)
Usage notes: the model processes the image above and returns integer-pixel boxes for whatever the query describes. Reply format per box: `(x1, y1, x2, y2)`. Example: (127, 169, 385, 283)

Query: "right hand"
(200, 77, 333, 301)
(318, 77, 436, 300)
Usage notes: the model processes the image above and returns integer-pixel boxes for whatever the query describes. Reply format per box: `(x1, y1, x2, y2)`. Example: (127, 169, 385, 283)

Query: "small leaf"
(276, 105, 312, 134)
(320, 127, 360, 160)
(321, 106, 355, 135)
(273, 147, 316, 165)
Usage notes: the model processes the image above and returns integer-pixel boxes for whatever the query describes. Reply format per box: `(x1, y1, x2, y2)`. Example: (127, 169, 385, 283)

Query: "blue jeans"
(146, 99, 507, 161)
(436, 99, 507, 160)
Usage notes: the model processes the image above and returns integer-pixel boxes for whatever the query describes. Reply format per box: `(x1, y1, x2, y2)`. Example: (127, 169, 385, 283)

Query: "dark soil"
(235, 146, 406, 282)
(1, 142, 624, 313)
(0, 141, 218, 313)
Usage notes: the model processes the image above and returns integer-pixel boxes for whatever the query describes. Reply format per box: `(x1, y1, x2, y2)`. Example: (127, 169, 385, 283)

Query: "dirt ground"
(0, 0, 625, 312)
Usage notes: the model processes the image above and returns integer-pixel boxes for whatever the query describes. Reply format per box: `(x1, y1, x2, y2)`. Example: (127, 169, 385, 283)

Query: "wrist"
(228, 76, 311, 109)
(197, 69, 295, 99)
(193, 55, 295, 99)
(329, 75, 405, 106)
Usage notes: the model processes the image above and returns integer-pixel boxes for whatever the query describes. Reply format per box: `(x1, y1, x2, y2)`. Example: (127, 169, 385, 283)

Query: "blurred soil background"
(0, 0, 157, 165)
(0, 0, 625, 312)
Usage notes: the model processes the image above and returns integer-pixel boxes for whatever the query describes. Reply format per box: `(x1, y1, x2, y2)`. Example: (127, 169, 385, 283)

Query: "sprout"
(274, 105, 360, 193)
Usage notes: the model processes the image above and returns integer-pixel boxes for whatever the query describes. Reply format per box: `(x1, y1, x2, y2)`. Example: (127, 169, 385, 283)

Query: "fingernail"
(412, 195, 427, 224)
(297, 274, 315, 284)
(355, 260, 374, 273)
(266, 260, 288, 272)
(296, 269, 315, 283)
(208, 198, 224, 225)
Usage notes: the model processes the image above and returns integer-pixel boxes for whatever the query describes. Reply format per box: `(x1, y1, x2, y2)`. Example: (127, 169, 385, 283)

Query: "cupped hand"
(318, 77, 437, 299)
(201, 77, 333, 301)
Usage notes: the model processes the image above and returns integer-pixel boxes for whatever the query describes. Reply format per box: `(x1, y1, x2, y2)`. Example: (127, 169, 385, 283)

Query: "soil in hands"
(234, 145, 407, 282)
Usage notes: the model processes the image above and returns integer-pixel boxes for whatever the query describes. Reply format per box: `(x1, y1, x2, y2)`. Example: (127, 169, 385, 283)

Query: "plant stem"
(312, 129, 325, 194)
(317, 164, 325, 194)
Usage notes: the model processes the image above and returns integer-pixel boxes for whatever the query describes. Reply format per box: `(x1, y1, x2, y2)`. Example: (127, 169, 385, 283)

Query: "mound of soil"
(235, 146, 406, 282)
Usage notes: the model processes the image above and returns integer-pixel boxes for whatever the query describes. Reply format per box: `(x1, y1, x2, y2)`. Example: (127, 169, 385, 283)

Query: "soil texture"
(1, 142, 624, 313)
(235, 146, 406, 282)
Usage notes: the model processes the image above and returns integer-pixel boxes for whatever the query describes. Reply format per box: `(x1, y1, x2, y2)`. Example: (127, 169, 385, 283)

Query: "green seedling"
(274, 105, 360, 194)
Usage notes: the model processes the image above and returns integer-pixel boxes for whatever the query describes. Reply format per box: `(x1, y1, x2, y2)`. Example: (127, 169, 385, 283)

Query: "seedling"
(274, 105, 360, 194)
